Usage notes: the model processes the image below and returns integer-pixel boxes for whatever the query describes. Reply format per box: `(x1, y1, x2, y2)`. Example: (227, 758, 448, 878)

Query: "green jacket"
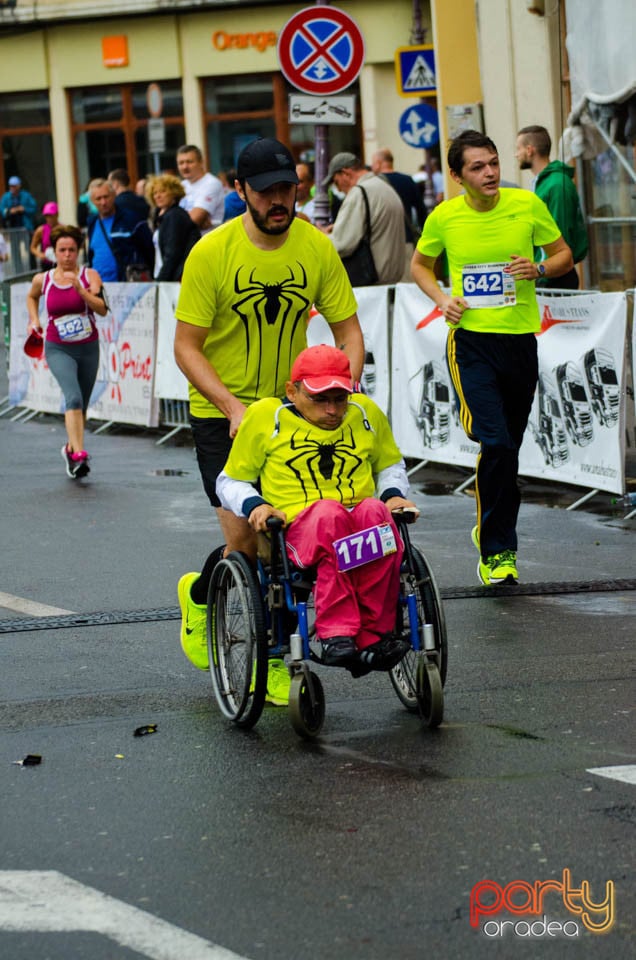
(535, 161, 588, 263)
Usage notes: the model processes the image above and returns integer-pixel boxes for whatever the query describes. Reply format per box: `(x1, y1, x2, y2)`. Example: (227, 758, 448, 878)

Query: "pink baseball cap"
(42, 202, 58, 215)
(290, 344, 353, 394)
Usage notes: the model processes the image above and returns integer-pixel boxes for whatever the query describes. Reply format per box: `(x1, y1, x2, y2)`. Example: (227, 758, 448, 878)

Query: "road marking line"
(587, 765, 636, 785)
(0, 592, 74, 617)
(0, 871, 252, 960)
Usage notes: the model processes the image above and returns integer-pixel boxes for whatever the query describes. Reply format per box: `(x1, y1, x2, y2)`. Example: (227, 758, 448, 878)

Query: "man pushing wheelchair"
(216, 343, 420, 678)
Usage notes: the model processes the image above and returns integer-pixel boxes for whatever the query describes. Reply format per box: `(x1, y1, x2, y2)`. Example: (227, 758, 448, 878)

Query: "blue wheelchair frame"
(208, 512, 447, 739)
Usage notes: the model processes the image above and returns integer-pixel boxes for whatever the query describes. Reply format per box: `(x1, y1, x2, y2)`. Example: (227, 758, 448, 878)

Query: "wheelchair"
(206, 510, 448, 739)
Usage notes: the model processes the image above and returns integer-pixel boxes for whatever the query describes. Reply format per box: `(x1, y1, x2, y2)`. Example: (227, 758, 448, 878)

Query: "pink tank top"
(43, 267, 98, 345)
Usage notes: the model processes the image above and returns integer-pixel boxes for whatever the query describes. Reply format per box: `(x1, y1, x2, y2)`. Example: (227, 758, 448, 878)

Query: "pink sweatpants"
(285, 499, 404, 650)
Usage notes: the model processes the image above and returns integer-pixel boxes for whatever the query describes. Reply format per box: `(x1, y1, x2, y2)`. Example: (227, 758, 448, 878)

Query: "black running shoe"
(356, 634, 410, 672)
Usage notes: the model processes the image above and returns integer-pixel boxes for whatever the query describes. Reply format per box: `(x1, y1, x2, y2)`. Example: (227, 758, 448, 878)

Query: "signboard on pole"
(288, 94, 356, 125)
(395, 45, 436, 97)
(398, 102, 439, 148)
(146, 82, 163, 118)
(277, 6, 365, 95)
(147, 118, 166, 154)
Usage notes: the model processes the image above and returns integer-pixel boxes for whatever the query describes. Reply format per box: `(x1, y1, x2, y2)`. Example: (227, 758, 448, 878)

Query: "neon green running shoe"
(265, 658, 290, 707)
(178, 572, 208, 670)
(478, 550, 519, 586)
(471, 525, 480, 552)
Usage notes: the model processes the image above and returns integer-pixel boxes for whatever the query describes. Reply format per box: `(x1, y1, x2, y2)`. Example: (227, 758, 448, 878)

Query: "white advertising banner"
(154, 282, 188, 401)
(392, 283, 477, 465)
(521, 292, 626, 493)
(88, 284, 159, 427)
(392, 286, 627, 494)
(9, 282, 159, 427)
(9, 281, 65, 415)
(307, 285, 390, 414)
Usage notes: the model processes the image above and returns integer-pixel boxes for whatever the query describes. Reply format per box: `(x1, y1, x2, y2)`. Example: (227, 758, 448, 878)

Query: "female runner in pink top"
(26, 224, 108, 478)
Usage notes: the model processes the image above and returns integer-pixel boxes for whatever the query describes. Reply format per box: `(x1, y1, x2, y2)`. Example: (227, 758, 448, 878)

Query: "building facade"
(0, 1, 438, 220)
(1, 0, 633, 290)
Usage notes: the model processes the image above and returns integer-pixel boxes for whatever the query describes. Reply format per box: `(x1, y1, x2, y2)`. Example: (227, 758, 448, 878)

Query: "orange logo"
(470, 869, 615, 937)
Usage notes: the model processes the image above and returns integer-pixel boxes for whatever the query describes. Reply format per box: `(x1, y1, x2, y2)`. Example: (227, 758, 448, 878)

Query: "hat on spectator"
(42, 202, 58, 215)
(322, 152, 358, 187)
(8, 176, 21, 186)
(290, 345, 353, 395)
(237, 138, 299, 191)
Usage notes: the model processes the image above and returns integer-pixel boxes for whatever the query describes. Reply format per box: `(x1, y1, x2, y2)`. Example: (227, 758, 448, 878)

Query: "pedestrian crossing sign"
(395, 45, 436, 98)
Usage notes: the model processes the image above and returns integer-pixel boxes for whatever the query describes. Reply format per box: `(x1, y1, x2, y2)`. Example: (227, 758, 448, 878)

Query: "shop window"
(202, 74, 279, 174)
(204, 76, 275, 116)
(69, 81, 185, 195)
(0, 91, 54, 209)
(584, 145, 636, 290)
(201, 73, 362, 176)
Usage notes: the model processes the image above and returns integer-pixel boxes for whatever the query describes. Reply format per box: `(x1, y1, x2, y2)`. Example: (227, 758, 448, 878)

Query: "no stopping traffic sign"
(277, 6, 365, 96)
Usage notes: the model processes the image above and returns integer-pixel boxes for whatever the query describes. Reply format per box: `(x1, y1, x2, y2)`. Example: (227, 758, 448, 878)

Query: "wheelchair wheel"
(289, 671, 325, 739)
(417, 660, 444, 728)
(390, 545, 448, 712)
(207, 552, 268, 730)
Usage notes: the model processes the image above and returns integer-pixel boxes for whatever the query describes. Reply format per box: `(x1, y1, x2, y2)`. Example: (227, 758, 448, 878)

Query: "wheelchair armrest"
(392, 507, 418, 526)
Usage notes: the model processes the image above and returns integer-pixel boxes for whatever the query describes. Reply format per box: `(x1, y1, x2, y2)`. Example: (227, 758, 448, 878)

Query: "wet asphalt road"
(0, 415, 634, 959)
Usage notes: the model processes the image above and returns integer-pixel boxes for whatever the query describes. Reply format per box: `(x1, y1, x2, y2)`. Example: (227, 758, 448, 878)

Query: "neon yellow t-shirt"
(176, 216, 358, 417)
(416, 188, 561, 333)
(223, 394, 403, 522)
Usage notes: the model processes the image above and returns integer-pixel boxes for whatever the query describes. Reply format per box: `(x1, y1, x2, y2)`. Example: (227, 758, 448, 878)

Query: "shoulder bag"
(97, 217, 151, 282)
(340, 185, 378, 287)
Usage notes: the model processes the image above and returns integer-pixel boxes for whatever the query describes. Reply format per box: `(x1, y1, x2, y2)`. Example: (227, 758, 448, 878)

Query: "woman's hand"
(60, 270, 82, 292)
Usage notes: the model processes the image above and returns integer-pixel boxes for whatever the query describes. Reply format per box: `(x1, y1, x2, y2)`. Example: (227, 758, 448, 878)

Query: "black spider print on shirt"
(285, 425, 363, 505)
(231, 261, 310, 394)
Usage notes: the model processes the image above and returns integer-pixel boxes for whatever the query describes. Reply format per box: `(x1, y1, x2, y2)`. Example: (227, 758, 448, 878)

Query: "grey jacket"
(330, 172, 405, 284)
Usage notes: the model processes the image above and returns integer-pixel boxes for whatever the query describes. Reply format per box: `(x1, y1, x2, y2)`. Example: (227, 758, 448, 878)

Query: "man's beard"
(518, 158, 532, 170)
(246, 196, 295, 235)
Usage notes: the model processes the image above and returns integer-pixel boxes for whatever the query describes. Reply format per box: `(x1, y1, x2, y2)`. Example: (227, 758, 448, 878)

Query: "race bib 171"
(333, 523, 397, 573)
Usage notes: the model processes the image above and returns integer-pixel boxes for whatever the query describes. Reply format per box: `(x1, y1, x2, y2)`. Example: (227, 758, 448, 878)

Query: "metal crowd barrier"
(157, 398, 190, 445)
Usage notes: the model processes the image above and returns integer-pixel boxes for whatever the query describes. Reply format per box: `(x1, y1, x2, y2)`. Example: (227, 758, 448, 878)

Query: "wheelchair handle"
(266, 516, 285, 532)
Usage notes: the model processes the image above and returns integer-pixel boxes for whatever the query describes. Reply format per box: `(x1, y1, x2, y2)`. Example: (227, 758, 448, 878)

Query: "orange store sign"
(102, 35, 129, 68)
(212, 30, 277, 53)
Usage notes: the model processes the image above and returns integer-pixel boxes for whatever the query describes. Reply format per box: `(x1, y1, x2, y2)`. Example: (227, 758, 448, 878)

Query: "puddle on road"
(531, 594, 635, 615)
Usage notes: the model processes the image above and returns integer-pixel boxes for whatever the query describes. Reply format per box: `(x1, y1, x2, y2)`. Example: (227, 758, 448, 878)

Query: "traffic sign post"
(277, 6, 365, 96)
(395, 45, 436, 98)
(398, 102, 439, 149)
(277, 5, 366, 225)
(288, 94, 356, 125)
(146, 82, 163, 174)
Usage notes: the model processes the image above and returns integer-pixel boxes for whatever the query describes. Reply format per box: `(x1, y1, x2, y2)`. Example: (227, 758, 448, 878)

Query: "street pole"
(312, 0, 331, 226)
(410, 0, 431, 192)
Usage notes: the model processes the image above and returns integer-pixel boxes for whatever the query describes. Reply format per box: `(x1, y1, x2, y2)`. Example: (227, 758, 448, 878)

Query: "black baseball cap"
(237, 138, 299, 191)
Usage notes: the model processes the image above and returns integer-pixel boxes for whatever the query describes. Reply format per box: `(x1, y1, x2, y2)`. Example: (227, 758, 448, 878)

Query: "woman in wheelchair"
(216, 344, 420, 675)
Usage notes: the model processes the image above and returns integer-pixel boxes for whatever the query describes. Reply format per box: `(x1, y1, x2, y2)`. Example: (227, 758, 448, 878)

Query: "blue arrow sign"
(399, 102, 439, 148)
